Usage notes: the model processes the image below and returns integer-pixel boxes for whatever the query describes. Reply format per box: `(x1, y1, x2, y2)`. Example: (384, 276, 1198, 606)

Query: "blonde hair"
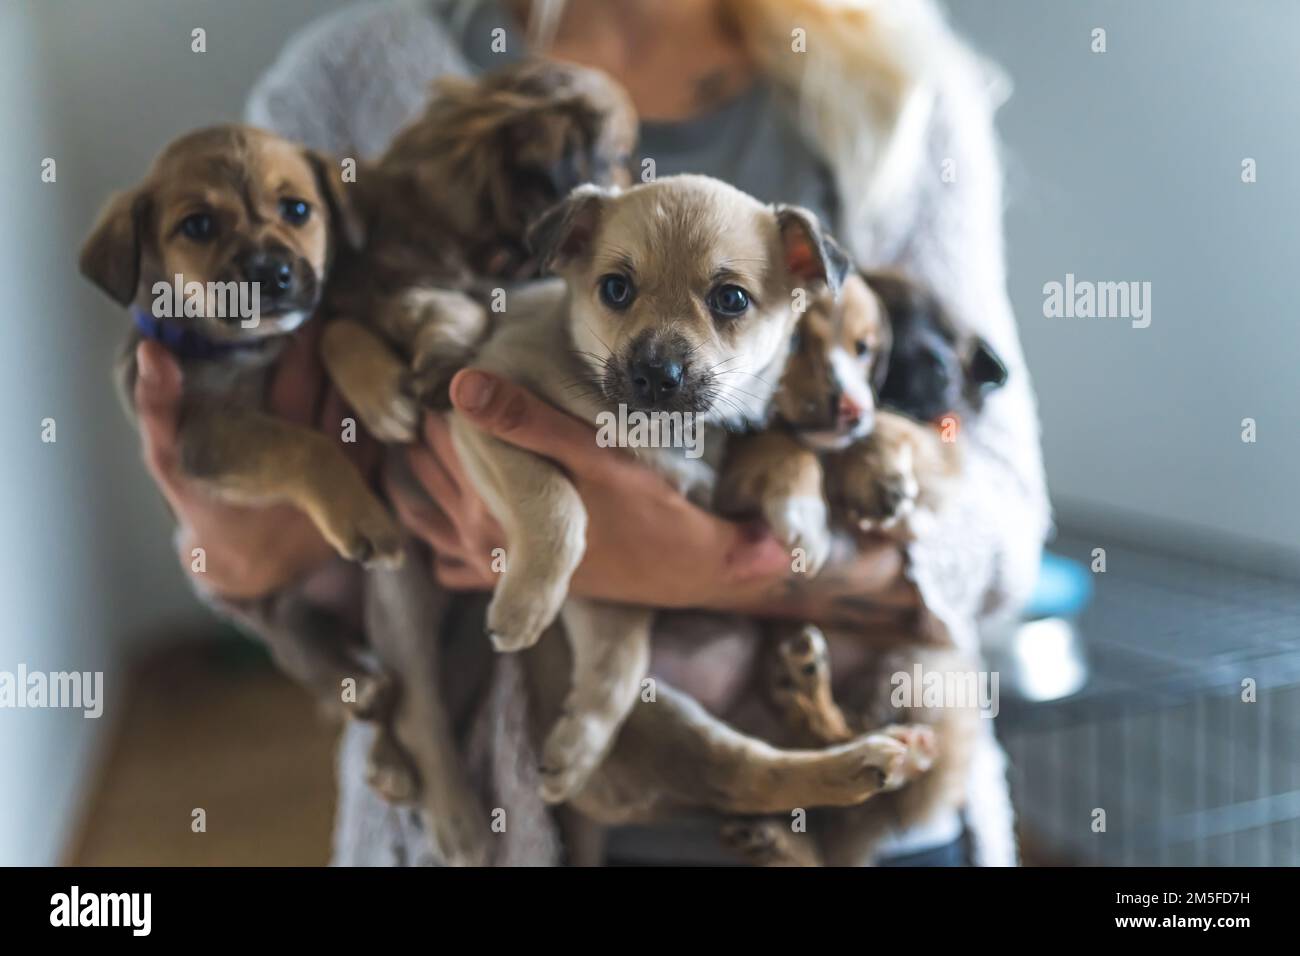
(520, 0, 991, 260)
(727, 0, 970, 258)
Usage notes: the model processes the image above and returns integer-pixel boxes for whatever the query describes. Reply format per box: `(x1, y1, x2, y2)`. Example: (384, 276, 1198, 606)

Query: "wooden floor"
(66, 638, 340, 866)
(64, 636, 1059, 867)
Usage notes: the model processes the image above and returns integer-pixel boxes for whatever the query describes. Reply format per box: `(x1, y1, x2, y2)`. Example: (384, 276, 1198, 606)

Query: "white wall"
(0, 0, 348, 866)
(945, 0, 1300, 561)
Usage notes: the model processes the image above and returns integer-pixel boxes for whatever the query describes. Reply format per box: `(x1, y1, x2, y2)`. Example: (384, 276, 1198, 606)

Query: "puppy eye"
(855, 339, 870, 357)
(709, 284, 750, 318)
(790, 329, 803, 352)
(598, 273, 635, 310)
(280, 198, 311, 226)
(179, 213, 215, 242)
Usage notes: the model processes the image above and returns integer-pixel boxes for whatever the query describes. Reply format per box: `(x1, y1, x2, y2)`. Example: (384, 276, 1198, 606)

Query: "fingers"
(419, 413, 470, 490)
(384, 461, 461, 554)
(448, 369, 606, 477)
(134, 340, 183, 478)
(405, 443, 463, 512)
(433, 556, 492, 591)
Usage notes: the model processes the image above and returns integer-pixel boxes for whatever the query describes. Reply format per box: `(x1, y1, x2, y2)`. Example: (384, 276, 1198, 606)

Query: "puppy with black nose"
(79, 123, 427, 838)
(449, 174, 932, 812)
(866, 269, 1008, 425)
(80, 124, 399, 565)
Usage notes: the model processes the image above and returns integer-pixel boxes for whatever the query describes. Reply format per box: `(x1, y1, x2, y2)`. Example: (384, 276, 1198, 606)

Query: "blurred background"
(2, 0, 1297, 865)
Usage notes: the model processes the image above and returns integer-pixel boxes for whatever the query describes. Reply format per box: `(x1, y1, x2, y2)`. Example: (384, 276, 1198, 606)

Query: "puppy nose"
(240, 255, 294, 296)
(630, 359, 684, 404)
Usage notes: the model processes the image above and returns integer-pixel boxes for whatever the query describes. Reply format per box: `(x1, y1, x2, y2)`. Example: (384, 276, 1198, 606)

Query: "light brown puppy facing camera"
(544, 177, 848, 432)
(445, 175, 953, 809)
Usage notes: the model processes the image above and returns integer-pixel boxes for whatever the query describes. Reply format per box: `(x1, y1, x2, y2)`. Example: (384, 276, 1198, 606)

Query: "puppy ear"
(80, 188, 148, 306)
(965, 336, 1008, 390)
(304, 150, 365, 251)
(774, 205, 851, 296)
(527, 184, 611, 273)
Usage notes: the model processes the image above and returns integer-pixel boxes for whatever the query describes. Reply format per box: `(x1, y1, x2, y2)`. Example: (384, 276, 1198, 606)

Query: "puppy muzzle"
(610, 330, 709, 415)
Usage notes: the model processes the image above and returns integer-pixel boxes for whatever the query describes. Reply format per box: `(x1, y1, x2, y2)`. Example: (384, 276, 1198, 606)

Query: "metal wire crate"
(996, 534, 1300, 866)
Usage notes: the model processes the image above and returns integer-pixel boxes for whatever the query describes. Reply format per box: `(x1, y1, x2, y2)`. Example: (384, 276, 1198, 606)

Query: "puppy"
(308, 59, 641, 863)
(321, 58, 639, 424)
(714, 271, 1010, 866)
(78, 122, 419, 718)
(81, 125, 397, 564)
(448, 175, 935, 814)
(868, 269, 1008, 425)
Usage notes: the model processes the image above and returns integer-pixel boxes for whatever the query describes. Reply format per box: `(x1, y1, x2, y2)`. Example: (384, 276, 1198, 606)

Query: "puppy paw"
(876, 723, 937, 787)
(365, 728, 419, 805)
(485, 573, 565, 652)
(772, 624, 831, 700)
(767, 624, 853, 743)
(835, 441, 919, 532)
(403, 288, 487, 408)
(323, 322, 421, 444)
(537, 712, 607, 804)
(764, 495, 832, 575)
(357, 370, 421, 444)
(409, 354, 465, 410)
(424, 781, 492, 867)
(350, 671, 394, 720)
(322, 495, 404, 569)
(818, 732, 917, 803)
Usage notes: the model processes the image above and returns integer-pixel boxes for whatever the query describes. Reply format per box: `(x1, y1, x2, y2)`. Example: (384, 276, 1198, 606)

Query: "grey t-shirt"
(451, 0, 840, 226)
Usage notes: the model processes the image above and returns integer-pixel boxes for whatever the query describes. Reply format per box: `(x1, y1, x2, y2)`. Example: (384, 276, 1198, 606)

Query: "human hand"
(385, 369, 792, 608)
(389, 369, 918, 626)
(134, 321, 380, 599)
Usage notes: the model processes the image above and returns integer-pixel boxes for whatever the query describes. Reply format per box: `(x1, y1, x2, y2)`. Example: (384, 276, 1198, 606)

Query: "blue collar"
(131, 307, 269, 361)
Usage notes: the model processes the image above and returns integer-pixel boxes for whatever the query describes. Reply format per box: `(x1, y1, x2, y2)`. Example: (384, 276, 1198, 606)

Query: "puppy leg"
(539, 599, 651, 804)
(218, 588, 420, 804)
(364, 538, 490, 866)
(450, 416, 586, 652)
(373, 287, 490, 407)
(226, 590, 386, 716)
(564, 679, 932, 819)
(764, 622, 855, 745)
(826, 411, 957, 534)
(180, 405, 402, 567)
(321, 319, 420, 443)
(721, 622, 854, 867)
(717, 430, 831, 574)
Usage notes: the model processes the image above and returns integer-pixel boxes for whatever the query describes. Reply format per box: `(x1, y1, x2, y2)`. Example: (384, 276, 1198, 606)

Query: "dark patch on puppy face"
(865, 271, 1008, 422)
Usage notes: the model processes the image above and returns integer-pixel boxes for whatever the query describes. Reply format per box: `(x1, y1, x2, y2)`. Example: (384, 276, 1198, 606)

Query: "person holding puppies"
(131, 0, 1049, 866)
